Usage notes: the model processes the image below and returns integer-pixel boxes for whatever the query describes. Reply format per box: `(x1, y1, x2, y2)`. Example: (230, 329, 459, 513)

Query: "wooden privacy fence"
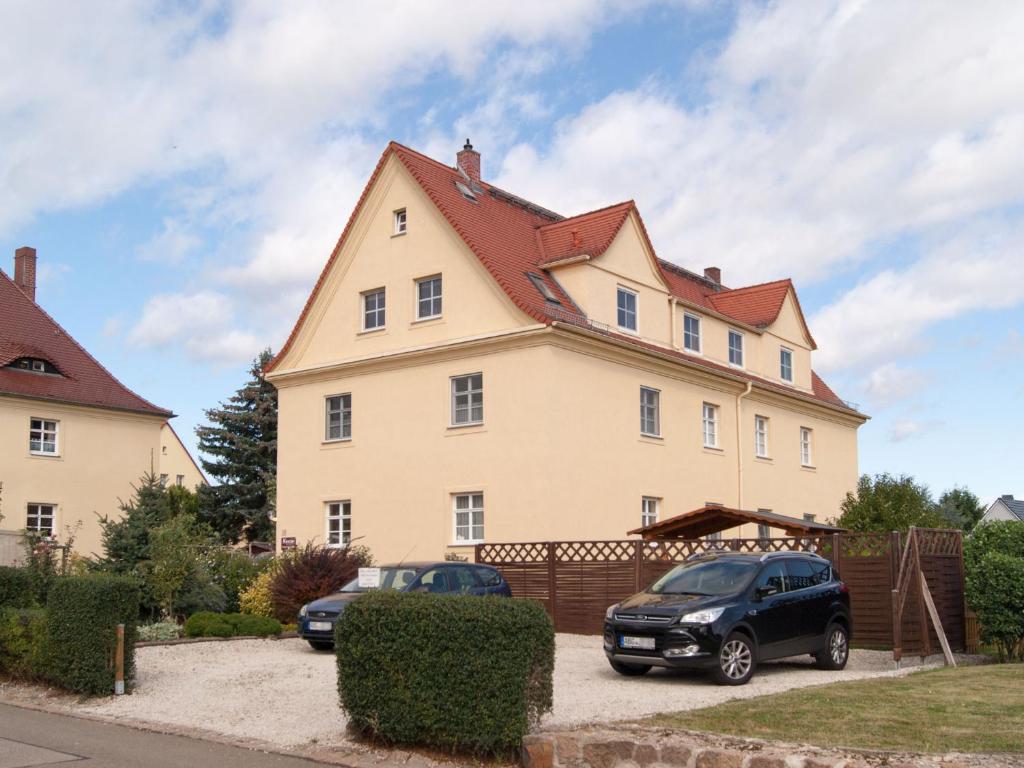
(476, 529, 965, 655)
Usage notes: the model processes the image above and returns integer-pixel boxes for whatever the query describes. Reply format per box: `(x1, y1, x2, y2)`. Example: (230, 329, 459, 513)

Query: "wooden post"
(920, 571, 956, 667)
(831, 533, 842, 577)
(914, 534, 931, 659)
(633, 540, 644, 592)
(114, 623, 125, 695)
(547, 542, 558, 631)
(891, 588, 902, 667)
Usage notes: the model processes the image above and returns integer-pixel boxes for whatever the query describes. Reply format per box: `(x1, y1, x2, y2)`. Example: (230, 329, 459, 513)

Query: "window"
(175, 475, 184, 487)
(326, 501, 351, 547)
(706, 530, 722, 542)
(325, 394, 352, 441)
(394, 208, 407, 235)
(414, 568, 450, 593)
(416, 275, 442, 320)
(683, 313, 701, 352)
(159, 474, 168, 486)
(754, 415, 769, 458)
(800, 427, 813, 466)
(640, 387, 660, 437)
(757, 523, 771, 542)
(29, 418, 58, 455)
(448, 566, 479, 594)
(780, 347, 793, 382)
(641, 497, 659, 528)
(527, 272, 560, 304)
(786, 559, 817, 591)
(26, 504, 55, 536)
(451, 373, 483, 426)
(728, 330, 744, 367)
(754, 562, 788, 593)
(362, 288, 386, 330)
(453, 492, 484, 543)
(702, 403, 719, 448)
(803, 513, 816, 522)
(617, 286, 637, 332)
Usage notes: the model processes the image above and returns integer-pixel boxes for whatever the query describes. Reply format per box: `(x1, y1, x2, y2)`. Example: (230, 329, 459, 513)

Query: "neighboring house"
(159, 423, 208, 491)
(0, 248, 204, 564)
(266, 141, 868, 563)
(980, 495, 1024, 524)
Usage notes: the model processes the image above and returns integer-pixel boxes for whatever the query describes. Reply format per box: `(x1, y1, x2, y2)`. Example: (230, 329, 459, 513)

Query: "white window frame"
(453, 492, 485, 544)
(175, 475, 185, 487)
(394, 208, 407, 235)
(641, 496, 660, 528)
(326, 500, 351, 548)
(640, 386, 661, 437)
(325, 394, 352, 442)
(800, 427, 814, 467)
(450, 373, 483, 427)
(728, 329, 744, 368)
(159, 474, 168, 486)
(31, 360, 45, 372)
(26, 503, 56, 537)
(683, 313, 702, 353)
(780, 346, 793, 382)
(362, 288, 386, 331)
(702, 403, 719, 448)
(616, 286, 638, 333)
(803, 513, 816, 522)
(29, 417, 59, 456)
(415, 275, 443, 321)
(754, 415, 769, 458)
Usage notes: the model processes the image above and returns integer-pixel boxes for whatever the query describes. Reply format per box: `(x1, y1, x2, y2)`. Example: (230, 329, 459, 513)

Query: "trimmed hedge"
(183, 611, 281, 638)
(0, 608, 48, 680)
(336, 592, 554, 755)
(46, 575, 140, 695)
(0, 566, 33, 609)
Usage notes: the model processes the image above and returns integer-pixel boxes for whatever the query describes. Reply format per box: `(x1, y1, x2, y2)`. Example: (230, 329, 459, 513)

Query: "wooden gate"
(476, 530, 965, 653)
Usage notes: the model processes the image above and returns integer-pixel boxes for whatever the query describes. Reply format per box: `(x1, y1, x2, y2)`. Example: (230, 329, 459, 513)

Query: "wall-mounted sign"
(357, 567, 381, 589)
(280, 536, 297, 551)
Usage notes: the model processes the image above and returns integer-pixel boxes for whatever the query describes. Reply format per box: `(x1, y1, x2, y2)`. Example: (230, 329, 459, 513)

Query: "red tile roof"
(0, 270, 172, 417)
(268, 142, 852, 414)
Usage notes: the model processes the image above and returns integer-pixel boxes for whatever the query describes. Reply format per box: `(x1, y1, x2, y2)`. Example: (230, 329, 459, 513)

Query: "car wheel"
(815, 623, 849, 670)
(712, 632, 757, 685)
(307, 640, 334, 651)
(609, 659, 651, 676)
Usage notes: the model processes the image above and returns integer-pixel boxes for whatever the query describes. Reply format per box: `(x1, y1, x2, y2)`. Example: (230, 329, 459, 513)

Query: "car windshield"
(338, 567, 420, 593)
(649, 558, 759, 596)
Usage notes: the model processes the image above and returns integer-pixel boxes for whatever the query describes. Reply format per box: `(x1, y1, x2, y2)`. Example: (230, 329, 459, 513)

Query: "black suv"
(604, 552, 851, 685)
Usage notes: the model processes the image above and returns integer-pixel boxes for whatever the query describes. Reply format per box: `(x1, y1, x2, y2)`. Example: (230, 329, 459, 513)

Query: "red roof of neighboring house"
(0, 270, 172, 417)
(268, 142, 851, 414)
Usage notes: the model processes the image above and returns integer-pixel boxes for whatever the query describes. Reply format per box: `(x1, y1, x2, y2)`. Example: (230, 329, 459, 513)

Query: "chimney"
(704, 266, 721, 285)
(457, 139, 481, 183)
(1001, 494, 1015, 502)
(14, 246, 37, 302)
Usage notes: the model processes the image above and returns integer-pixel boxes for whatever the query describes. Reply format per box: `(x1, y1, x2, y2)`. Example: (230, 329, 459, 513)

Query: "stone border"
(136, 631, 299, 647)
(522, 726, 1011, 768)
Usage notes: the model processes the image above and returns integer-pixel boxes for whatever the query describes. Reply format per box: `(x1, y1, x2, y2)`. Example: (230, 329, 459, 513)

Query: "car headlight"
(678, 607, 726, 624)
(605, 604, 618, 620)
(299, 604, 308, 618)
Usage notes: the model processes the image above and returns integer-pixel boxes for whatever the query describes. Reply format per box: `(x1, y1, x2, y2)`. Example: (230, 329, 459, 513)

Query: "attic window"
(8, 357, 60, 376)
(526, 273, 560, 304)
(454, 181, 477, 202)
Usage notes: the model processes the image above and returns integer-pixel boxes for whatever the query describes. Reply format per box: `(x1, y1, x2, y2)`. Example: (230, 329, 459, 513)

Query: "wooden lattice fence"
(476, 530, 965, 654)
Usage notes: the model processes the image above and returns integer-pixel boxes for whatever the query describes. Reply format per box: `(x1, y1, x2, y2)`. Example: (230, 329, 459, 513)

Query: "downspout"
(735, 381, 753, 509)
(668, 297, 678, 349)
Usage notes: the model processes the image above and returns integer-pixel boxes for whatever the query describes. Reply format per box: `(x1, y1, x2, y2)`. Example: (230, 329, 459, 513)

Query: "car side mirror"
(755, 585, 779, 600)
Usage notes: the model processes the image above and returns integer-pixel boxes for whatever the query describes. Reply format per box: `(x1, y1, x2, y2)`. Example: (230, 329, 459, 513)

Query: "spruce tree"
(196, 349, 278, 543)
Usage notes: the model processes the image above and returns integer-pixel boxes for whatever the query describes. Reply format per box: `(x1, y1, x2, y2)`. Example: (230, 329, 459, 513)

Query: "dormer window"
(780, 347, 793, 382)
(8, 357, 60, 375)
(617, 286, 638, 332)
(394, 209, 407, 235)
(728, 330, 744, 367)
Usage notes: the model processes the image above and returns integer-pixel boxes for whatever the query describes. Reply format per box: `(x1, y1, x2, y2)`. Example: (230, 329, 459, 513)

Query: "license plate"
(309, 621, 332, 632)
(620, 635, 655, 650)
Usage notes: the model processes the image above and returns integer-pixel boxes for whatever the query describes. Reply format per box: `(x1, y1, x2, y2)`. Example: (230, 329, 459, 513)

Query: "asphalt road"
(0, 703, 330, 768)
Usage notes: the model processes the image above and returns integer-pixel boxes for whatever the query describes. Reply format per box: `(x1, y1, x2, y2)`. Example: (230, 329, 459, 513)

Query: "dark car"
(298, 561, 512, 650)
(604, 552, 851, 685)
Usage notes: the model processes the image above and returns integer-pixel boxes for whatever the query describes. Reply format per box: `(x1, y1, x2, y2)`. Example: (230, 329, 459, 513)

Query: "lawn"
(646, 664, 1024, 754)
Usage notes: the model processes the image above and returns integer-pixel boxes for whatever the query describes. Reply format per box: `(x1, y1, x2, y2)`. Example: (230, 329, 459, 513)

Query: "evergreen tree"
(196, 349, 277, 543)
(98, 472, 173, 571)
(935, 486, 986, 531)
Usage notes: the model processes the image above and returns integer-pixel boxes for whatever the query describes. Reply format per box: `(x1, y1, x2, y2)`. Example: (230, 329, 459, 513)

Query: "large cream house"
(267, 142, 867, 563)
(1, 248, 205, 564)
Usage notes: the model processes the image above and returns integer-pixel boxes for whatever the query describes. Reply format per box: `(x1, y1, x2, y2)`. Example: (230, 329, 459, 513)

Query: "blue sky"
(3, 1, 1022, 505)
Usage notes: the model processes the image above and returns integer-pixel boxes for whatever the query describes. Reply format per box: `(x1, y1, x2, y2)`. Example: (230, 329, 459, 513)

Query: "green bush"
(183, 611, 281, 638)
(137, 621, 183, 642)
(238, 567, 276, 617)
(336, 592, 554, 755)
(965, 522, 1024, 661)
(210, 551, 261, 613)
(0, 608, 49, 680)
(0, 566, 33, 609)
(46, 575, 140, 695)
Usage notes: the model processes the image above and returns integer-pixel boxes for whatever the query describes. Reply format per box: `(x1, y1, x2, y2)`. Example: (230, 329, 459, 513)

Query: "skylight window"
(526, 273, 560, 304)
(454, 181, 477, 202)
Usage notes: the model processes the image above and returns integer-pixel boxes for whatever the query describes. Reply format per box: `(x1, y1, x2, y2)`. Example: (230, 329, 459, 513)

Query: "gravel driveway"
(78, 635, 948, 750)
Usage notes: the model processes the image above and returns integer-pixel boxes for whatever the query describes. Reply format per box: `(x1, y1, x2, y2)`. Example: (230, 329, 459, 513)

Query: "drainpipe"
(735, 381, 752, 509)
(668, 297, 678, 349)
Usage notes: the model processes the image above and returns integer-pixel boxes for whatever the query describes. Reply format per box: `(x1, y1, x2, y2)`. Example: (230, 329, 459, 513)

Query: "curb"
(137, 632, 300, 647)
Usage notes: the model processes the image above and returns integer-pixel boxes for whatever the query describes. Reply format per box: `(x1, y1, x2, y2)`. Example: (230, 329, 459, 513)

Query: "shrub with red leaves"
(269, 543, 373, 622)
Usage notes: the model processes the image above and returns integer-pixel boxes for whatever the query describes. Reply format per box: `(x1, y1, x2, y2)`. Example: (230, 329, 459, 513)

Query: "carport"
(627, 504, 845, 540)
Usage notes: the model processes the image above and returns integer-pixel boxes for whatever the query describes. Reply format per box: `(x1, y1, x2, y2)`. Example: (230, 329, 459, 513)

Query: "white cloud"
(859, 364, 929, 410)
(136, 219, 201, 265)
(888, 418, 943, 443)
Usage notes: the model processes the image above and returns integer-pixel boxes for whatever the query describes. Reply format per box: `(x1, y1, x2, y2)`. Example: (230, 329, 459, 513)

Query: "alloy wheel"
(720, 639, 752, 680)
(830, 629, 848, 665)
